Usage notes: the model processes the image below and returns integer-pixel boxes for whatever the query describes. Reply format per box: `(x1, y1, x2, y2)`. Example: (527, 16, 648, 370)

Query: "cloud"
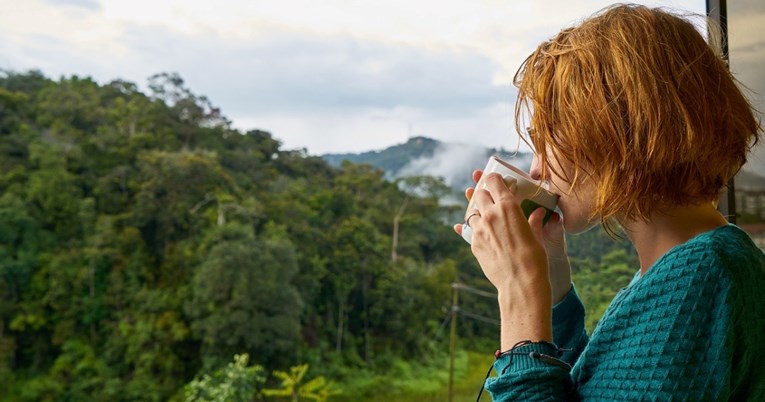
(1, 18, 518, 155)
(397, 142, 493, 187)
(1, 0, 740, 157)
(230, 102, 520, 155)
(397, 141, 533, 194)
(42, 0, 101, 11)
(106, 23, 516, 154)
(120, 25, 512, 117)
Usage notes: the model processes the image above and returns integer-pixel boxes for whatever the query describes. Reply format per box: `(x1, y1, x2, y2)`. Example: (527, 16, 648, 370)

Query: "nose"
(529, 154, 541, 180)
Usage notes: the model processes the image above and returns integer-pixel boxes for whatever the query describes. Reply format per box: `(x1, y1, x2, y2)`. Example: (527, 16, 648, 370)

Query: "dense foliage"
(0, 70, 637, 401)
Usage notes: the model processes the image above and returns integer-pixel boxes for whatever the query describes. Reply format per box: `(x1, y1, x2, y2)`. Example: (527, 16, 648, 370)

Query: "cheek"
(558, 195, 599, 234)
(547, 176, 570, 197)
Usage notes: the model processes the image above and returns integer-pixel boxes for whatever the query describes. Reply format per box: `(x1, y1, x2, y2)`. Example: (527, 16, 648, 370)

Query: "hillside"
(0, 70, 669, 402)
(322, 136, 443, 175)
(324, 136, 765, 194)
(0, 71, 490, 401)
(323, 136, 533, 193)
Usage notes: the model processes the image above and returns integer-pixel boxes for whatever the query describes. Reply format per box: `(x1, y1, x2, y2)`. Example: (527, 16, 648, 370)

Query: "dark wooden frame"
(707, 0, 736, 222)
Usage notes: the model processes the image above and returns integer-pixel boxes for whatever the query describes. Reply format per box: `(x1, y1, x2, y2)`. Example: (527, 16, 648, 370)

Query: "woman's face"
(529, 151, 599, 234)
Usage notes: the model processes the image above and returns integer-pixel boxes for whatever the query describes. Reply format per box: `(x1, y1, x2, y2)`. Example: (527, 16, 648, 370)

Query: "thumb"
(543, 212, 565, 243)
(543, 212, 567, 257)
(527, 207, 547, 246)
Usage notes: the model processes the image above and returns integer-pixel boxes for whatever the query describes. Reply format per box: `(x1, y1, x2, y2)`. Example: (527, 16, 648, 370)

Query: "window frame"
(706, 0, 737, 223)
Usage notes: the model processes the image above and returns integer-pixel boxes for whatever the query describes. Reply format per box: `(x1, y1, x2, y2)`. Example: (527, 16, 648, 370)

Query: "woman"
(455, 4, 765, 401)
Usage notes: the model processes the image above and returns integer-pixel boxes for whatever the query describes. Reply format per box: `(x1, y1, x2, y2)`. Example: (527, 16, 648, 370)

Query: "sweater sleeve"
(485, 342, 574, 401)
(552, 284, 589, 366)
(483, 286, 585, 402)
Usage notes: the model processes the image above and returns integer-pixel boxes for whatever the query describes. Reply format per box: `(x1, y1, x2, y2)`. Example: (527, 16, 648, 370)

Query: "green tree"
(184, 354, 265, 402)
(0, 69, 510, 401)
(262, 364, 341, 402)
(17, 339, 120, 402)
(186, 223, 303, 368)
(573, 248, 638, 332)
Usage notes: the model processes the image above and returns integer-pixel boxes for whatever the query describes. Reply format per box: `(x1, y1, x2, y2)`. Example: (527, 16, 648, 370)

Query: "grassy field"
(336, 350, 496, 402)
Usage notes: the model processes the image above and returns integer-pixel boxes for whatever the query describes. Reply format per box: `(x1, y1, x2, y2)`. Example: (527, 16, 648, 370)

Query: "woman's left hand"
(455, 172, 553, 348)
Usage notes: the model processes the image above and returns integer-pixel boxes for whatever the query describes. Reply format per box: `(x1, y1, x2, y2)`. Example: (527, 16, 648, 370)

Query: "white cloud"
(121, 28, 511, 114)
(2, 0, 750, 157)
(231, 102, 519, 155)
(42, 0, 100, 11)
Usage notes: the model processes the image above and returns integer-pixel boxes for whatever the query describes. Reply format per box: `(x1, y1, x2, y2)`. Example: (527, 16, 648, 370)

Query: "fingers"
(472, 169, 483, 184)
(483, 173, 506, 193)
(453, 223, 463, 235)
(472, 174, 526, 231)
(464, 169, 483, 201)
(483, 173, 517, 203)
(471, 183, 494, 211)
(465, 210, 480, 227)
(458, 170, 483, 237)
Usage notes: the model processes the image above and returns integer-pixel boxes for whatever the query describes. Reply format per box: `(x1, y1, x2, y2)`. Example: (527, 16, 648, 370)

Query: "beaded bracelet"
(475, 340, 571, 401)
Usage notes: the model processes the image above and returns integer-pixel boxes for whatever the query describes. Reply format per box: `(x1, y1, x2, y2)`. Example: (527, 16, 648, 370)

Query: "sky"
(1, 0, 763, 174)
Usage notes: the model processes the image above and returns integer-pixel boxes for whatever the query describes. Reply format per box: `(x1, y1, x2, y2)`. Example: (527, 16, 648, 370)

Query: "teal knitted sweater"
(485, 224, 765, 401)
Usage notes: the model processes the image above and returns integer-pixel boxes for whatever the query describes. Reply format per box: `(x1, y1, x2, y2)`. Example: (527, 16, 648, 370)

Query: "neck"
(619, 202, 728, 274)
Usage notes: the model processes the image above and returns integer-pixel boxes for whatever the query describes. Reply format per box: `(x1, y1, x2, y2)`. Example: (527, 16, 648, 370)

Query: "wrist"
(497, 290, 553, 349)
(498, 291, 552, 321)
(497, 279, 552, 309)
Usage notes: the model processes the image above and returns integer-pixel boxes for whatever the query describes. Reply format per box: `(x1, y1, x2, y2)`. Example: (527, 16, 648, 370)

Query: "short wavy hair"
(514, 3, 761, 226)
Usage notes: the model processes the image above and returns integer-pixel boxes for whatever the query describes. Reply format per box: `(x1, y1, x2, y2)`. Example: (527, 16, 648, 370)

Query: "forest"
(0, 70, 637, 401)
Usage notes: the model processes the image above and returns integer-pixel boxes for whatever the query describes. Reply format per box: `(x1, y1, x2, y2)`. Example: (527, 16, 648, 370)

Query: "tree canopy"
(0, 69, 637, 401)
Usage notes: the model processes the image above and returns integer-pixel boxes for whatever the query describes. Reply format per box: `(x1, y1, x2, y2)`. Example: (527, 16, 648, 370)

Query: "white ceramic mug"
(462, 156, 558, 244)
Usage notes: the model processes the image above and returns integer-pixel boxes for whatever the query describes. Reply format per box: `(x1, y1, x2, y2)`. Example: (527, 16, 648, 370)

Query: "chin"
(562, 216, 599, 235)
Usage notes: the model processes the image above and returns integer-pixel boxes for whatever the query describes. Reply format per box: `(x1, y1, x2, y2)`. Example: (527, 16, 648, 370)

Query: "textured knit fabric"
(485, 224, 765, 401)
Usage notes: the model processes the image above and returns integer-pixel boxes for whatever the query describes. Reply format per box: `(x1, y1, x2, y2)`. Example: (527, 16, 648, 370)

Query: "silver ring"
(465, 210, 480, 227)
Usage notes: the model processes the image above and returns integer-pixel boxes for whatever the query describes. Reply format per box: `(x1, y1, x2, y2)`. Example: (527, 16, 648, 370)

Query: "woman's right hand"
(464, 169, 572, 304)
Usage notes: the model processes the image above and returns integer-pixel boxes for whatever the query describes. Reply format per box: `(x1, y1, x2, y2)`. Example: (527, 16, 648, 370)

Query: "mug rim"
(490, 155, 537, 183)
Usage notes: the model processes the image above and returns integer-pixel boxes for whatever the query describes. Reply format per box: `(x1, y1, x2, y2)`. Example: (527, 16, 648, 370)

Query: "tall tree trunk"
(89, 261, 96, 343)
(217, 204, 226, 226)
(391, 198, 409, 262)
(335, 300, 344, 353)
(363, 275, 371, 364)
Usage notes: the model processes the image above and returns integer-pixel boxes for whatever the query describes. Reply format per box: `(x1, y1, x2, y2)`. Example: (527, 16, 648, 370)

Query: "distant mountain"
(322, 136, 533, 193)
(323, 136, 442, 177)
(323, 137, 765, 194)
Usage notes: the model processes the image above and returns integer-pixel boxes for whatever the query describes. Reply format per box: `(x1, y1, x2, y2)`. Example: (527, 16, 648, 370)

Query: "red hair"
(515, 4, 761, 226)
